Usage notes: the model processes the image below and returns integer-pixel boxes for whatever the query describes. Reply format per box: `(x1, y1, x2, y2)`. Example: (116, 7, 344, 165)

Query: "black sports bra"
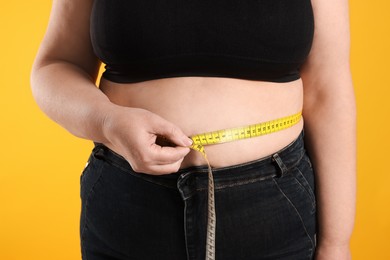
(90, 0, 314, 83)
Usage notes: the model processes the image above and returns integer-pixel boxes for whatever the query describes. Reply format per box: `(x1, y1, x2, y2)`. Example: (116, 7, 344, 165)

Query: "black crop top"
(90, 0, 314, 83)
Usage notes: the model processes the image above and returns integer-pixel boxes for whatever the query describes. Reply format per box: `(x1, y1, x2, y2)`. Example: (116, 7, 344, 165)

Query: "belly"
(99, 76, 304, 168)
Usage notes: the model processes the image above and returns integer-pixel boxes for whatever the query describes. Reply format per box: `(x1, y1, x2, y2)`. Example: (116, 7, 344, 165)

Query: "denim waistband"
(92, 131, 306, 192)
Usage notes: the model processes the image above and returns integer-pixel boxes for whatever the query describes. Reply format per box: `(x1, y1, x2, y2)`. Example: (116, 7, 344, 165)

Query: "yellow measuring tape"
(189, 111, 302, 260)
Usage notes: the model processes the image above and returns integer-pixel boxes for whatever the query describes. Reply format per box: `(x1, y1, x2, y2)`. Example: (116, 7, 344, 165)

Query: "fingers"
(151, 116, 193, 147)
(143, 160, 186, 175)
(127, 114, 194, 175)
(150, 145, 191, 164)
(106, 107, 194, 175)
(129, 146, 190, 175)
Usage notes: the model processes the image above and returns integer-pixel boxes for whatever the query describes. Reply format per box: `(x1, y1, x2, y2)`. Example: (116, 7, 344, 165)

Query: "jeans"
(80, 131, 317, 260)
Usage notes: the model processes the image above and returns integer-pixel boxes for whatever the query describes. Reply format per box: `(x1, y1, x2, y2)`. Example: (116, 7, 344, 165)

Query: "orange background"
(0, 1, 389, 259)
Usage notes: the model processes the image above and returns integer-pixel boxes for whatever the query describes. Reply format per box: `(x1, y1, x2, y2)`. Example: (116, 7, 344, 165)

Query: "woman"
(31, 0, 356, 259)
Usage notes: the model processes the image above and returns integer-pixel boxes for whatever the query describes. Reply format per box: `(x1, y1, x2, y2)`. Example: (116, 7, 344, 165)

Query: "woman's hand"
(102, 105, 193, 175)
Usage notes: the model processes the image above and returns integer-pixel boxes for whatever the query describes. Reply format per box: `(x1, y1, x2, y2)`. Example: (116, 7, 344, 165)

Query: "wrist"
(100, 102, 127, 144)
(315, 243, 351, 260)
(316, 233, 351, 248)
(315, 235, 351, 259)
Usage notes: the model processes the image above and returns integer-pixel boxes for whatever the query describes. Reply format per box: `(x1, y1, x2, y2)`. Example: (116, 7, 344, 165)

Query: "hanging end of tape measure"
(190, 143, 207, 157)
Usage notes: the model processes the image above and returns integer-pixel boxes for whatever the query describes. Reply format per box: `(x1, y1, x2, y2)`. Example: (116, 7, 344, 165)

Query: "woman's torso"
(92, 0, 313, 168)
(99, 77, 304, 168)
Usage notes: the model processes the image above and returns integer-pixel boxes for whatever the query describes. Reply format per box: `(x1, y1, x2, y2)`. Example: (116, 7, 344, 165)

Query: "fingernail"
(183, 138, 193, 147)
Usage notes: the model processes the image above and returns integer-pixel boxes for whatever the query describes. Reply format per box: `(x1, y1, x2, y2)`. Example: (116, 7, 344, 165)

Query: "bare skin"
(99, 77, 304, 169)
(31, 0, 355, 259)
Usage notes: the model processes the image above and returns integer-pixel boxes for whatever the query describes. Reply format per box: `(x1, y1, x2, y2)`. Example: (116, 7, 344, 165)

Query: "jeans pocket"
(294, 154, 316, 211)
(79, 149, 106, 242)
(80, 155, 105, 200)
(273, 170, 317, 252)
(80, 154, 93, 186)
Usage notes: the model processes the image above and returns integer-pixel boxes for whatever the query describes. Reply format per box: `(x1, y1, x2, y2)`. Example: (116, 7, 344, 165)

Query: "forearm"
(303, 84, 356, 247)
(31, 60, 115, 143)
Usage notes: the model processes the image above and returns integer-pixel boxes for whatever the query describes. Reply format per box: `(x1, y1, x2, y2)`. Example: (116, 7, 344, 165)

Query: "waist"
(99, 76, 304, 168)
(92, 130, 306, 188)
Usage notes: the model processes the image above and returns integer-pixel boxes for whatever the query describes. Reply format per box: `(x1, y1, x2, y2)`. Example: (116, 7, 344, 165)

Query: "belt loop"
(272, 153, 288, 178)
(92, 143, 106, 160)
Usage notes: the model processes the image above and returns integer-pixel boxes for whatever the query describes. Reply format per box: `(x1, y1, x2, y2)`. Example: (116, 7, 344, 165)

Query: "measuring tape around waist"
(189, 111, 302, 260)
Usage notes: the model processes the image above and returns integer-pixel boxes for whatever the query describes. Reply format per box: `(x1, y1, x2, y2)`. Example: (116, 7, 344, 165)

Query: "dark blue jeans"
(80, 132, 317, 260)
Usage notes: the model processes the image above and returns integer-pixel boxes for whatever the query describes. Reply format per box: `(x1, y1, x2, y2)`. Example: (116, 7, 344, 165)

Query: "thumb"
(151, 117, 193, 147)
